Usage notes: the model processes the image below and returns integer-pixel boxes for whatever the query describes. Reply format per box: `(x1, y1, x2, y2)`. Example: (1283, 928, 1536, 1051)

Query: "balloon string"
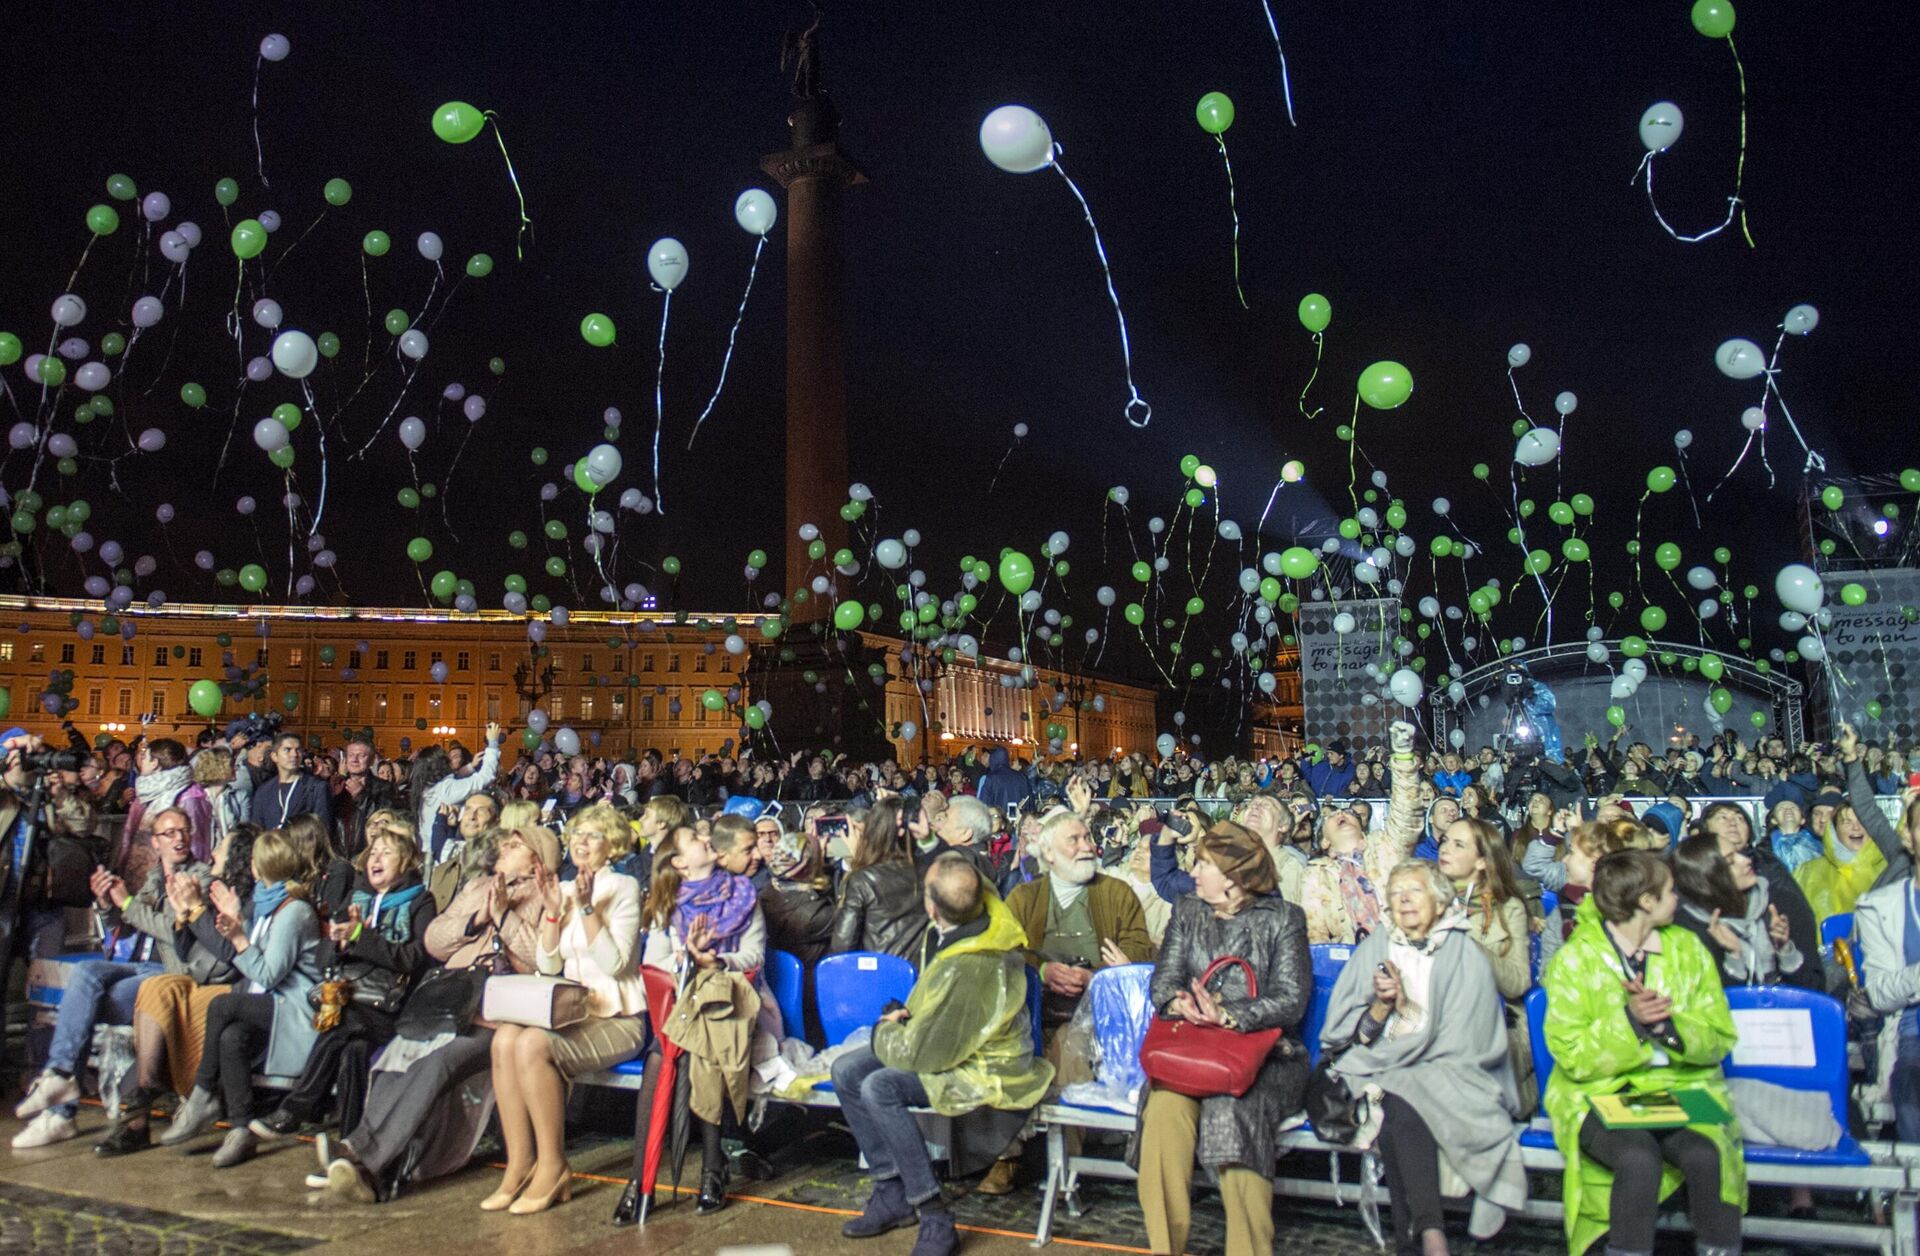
(1345, 394, 1361, 515)
(1728, 35, 1754, 249)
(440, 421, 476, 543)
(687, 235, 765, 450)
(1051, 155, 1151, 428)
(652, 288, 672, 516)
(302, 379, 329, 536)
(1256, 0, 1298, 126)
(1632, 151, 1741, 244)
(484, 113, 534, 260)
(251, 55, 270, 188)
(1299, 332, 1324, 420)
(1215, 136, 1248, 309)
(1676, 449, 1702, 530)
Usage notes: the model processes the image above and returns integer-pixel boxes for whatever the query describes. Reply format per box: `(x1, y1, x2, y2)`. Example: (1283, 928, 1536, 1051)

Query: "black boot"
(94, 1093, 152, 1158)
(611, 1177, 653, 1227)
(843, 1177, 916, 1239)
(695, 1163, 730, 1215)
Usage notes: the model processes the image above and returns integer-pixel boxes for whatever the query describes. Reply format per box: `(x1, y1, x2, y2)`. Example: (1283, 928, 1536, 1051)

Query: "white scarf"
(1383, 910, 1468, 1040)
(134, 764, 192, 810)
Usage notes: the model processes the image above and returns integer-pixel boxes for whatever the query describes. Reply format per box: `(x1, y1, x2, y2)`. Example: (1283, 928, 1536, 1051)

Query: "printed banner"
(1821, 567, 1920, 743)
(1296, 597, 1401, 750)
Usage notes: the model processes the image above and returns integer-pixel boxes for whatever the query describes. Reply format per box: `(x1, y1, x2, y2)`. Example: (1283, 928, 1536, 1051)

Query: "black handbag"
(392, 932, 505, 1041)
(307, 961, 412, 1017)
(1304, 1048, 1364, 1145)
(38, 834, 98, 910)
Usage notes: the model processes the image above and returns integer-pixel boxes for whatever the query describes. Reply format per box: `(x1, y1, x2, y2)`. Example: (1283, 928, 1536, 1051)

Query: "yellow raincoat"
(1793, 823, 1886, 923)
(872, 889, 1054, 1117)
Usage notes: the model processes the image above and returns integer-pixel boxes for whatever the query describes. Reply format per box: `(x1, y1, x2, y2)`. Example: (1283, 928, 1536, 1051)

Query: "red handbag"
(1138, 956, 1282, 1098)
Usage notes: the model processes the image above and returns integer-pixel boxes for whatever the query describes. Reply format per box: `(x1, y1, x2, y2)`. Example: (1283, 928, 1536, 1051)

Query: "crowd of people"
(2, 709, 1917, 1256)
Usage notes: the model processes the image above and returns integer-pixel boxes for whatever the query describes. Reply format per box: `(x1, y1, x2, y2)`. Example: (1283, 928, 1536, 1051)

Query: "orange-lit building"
(0, 596, 1184, 764)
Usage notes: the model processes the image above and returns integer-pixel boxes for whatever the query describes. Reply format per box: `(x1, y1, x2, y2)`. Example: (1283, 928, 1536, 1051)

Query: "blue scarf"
(250, 880, 289, 924)
(351, 881, 426, 942)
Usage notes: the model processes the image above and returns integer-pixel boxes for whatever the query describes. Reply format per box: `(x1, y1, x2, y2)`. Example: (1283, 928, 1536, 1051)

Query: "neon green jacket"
(1542, 899, 1746, 1255)
(873, 890, 1055, 1117)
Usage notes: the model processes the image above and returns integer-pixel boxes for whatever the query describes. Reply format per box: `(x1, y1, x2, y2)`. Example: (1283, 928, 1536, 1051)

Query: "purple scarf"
(673, 871, 758, 954)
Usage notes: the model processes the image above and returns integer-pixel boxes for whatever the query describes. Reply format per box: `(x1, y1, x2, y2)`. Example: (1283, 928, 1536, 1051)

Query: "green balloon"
(1709, 687, 1733, 715)
(1258, 577, 1281, 603)
(36, 357, 66, 387)
(662, 556, 681, 575)
(1562, 538, 1590, 563)
(1179, 454, 1200, 478)
(833, 601, 865, 631)
(806, 538, 826, 561)
(508, 530, 527, 549)
(432, 100, 486, 144)
(383, 309, 409, 336)
(1748, 710, 1767, 730)
(1548, 501, 1574, 525)
(1690, 0, 1735, 38)
(530, 446, 548, 466)
(273, 402, 302, 431)
(545, 556, 567, 578)
(700, 688, 726, 713)
(214, 177, 239, 206)
(1338, 518, 1361, 540)
(1468, 590, 1493, 616)
(490, 357, 506, 375)
(544, 519, 567, 541)
(238, 563, 267, 593)
(230, 219, 267, 259)
(744, 706, 767, 730)
(187, 680, 223, 718)
(1621, 635, 1648, 657)
(1123, 603, 1146, 626)
(1278, 546, 1318, 580)
(1524, 549, 1551, 575)
(0, 332, 20, 366)
(1867, 700, 1884, 720)
(573, 459, 599, 494)
(832, 548, 854, 568)
(1713, 546, 1731, 564)
(406, 536, 433, 563)
(745, 548, 768, 570)
(1472, 463, 1490, 480)
(580, 313, 616, 347)
(1571, 493, 1595, 516)
(1646, 465, 1676, 493)
(106, 174, 137, 201)
(101, 332, 125, 356)
(86, 204, 121, 235)
(1184, 487, 1204, 508)
(1184, 596, 1205, 616)
(466, 253, 494, 278)
(1607, 705, 1626, 728)
(1654, 542, 1682, 571)
(998, 550, 1035, 595)
(1821, 485, 1844, 511)
(1431, 535, 1453, 558)
(430, 570, 458, 602)
(1297, 293, 1331, 334)
(1357, 360, 1413, 410)
(1195, 91, 1235, 134)
(323, 178, 353, 206)
(1640, 606, 1668, 632)
(363, 230, 391, 257)
(1698, 654, 1725, 681)
(266, 446, 294, 469)
(1901, 468, 1920, 493)
(1840, 582, 1868, 607)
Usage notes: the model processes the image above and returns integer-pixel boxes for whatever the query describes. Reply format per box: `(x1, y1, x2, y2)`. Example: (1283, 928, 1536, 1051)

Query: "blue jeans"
(47, 960, 162, 1117)
(1892, 1039, 1920, 1144)
(830, 1045, 939, 1207)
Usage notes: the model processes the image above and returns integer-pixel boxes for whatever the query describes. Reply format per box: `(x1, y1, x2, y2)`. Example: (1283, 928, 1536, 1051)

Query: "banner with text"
(1822, 568, 1920, 744)
(1297, 597, 1402, 751)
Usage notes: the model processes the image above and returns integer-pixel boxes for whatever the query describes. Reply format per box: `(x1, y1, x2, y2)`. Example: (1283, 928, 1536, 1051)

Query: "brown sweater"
(1005, 873, 1155, 971)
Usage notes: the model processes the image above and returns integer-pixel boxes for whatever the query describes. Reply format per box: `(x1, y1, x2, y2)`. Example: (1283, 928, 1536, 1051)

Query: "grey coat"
(1126, 893, 1311, 1183)
(1322, 922, 1528, 1211)
(112, 861, 214, 973)
(230, 899, 324, 1079)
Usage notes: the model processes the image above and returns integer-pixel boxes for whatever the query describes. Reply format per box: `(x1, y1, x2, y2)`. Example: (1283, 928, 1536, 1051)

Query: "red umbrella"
(635, 964, 684, 1228)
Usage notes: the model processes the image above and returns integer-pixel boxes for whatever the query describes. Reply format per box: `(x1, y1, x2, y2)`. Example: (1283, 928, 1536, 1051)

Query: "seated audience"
(834, 854, 1053, 1256)
(1671, 834, 1808, 989)
(1851, 785, 1920, 1140)
(1321, 861, 1527, 1254)
(1542, 850, 1745, 1256)
(829, 797, 928, 960)
(1301, 722, 1422, 942)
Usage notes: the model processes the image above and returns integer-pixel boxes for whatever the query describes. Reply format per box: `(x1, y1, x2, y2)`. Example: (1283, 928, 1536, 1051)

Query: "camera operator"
(1, 730, 103, 1081)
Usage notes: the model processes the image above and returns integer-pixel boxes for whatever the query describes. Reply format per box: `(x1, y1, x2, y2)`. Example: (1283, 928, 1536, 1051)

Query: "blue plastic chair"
(1025, 964, 1045, 1056)
(1521, 987, 1557, 1148)
(765, 949, 806, 1042)
(1819, 912, 1854, 955)
(1302, 943, 1354, 1065)
(815, 952, 916, 1046)
(1721, 985, 1870, 1166)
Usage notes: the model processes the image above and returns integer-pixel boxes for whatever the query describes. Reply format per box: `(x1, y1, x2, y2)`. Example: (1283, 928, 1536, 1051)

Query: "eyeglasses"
(153, 827, 190, 839)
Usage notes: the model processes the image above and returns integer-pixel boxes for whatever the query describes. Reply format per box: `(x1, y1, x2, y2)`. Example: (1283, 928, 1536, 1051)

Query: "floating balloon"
(734, 189, 777, 236)
(1514, 427, 1560, 467)
(1774, 563, 1824, 614)
(647, 238, 688, 291)
(979, 105, 1055, 173)
(1357, 360, 1413, 410)
(580, 314, 615, 347)
(397, 417, 426, 451)
(1714, 338, 1767, 380)
(1639, 101, 1684, 152)
(270, 330, 318, 379)
(1782, 303, 1819, 335)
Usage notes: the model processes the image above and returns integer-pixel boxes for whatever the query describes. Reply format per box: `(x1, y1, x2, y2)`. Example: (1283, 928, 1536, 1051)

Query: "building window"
(455, 692, 469, 719)
(430, 651, 443, 667)
(552, 694, 565, 720)
(188, 647, 203, 668)
(611, 693, 626, 719)
(642, 654, 656, 672)
(317, 692, 333, 718)
(121, 645, 134, 666)
(720, 655, 734, 674)
(488, 652, 501, 671)
(349, 650, 363, 670)
(375, 650, 390, 670)
(402, 651, 417, 671)
(60, 643, 75, 664)
(642, 696, 654, 722)
(486, 692, 501, 721)
(374, 690, 388, 719)
(580, 694, 595, 721)
(612, 653, 625, 673)
(90, 644, 105, 666)
(150, 691, 167, 718)
(256, 649, 269, 668)
(457, 651, 471, 671)
(694, 654, 707, 673)
(346, 690, 361, 720)
(117, 689, 132, 716)
(667, 654, 680, 673)
(289, 647, 304, 667)
(154, 646, 169, 667)
(30, 643, 44, 662)
(86, 689, 102, 716)
(401, 692, 416, 719)
(0, 642, 10, 662)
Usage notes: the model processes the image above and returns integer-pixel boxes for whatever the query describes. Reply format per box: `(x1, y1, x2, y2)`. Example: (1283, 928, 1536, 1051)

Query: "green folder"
(1589, 1087, 1733, 1130)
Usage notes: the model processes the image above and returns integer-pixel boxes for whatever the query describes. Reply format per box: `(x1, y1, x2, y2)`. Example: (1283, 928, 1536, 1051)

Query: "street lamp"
(512, 647, 556, 711)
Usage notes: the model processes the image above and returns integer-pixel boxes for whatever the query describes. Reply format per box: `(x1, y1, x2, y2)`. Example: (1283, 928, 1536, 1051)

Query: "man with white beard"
(985, 807, 1154, 1194)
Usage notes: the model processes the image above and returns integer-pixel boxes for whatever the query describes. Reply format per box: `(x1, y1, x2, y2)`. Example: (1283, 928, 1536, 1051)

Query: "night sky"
(2, 2, 1914, 716)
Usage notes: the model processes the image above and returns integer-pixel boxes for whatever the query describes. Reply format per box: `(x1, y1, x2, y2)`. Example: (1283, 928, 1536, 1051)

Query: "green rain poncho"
(872, 889, 1055, 1117)
(1541, 898, 1746, 1255)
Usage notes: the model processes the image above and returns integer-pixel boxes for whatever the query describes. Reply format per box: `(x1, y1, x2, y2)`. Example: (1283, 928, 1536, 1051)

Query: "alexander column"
(762, 18, 864, 614)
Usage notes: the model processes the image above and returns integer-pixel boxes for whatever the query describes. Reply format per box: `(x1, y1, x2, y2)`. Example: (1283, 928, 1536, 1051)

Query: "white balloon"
(1624, 659, 1648, 684)
(647, 237, 689, 291)
(1554, 391, 1577, 416)
(1432, 497, 1451, 516)
(131, 297, 164, 328)
(1798, 634, 1826, 663)
(1095, 585, 1116, 607)
(252, 417, 290, 452)
(398, 329, 429, 360)
(270, 329, 318, 378)
(1774, 563, 1824, 614)
(1782, 303, 1819, 335)
(1418, 596, 1439, 618)
(1740, 406, 1766, 432)
(1449, 728, 1466, 749)
(1715, 337, 1768, 380)
(1507, 343, 1531, 368)
(1699, 598, 1719, 619)
(1332, 612, 1356, 635)
(554, 727, 581, 757)
(1778, 611, 1806, 632)
(585, 442, 622, 485)
(51, 294, 86, 327)
(1388, 667, 1424, 708)
(1611, 676, 1637, 700)
(1514, 427, 1560, 466)
(1586, 642, 1608, 663)
(875, 539, 907, 569)
(899, 721, 919, 742)
(1686, 565, 1717, 591)
(398, 416, 426, 451)
(1354, 561, 1380, 584)
(251, 298, 283, 329)
(733, 188, 777, 236)
(979, 105, 1055, 174)
(1674, 428, 1693, 450)
(848, 482, 873, 502)
(1639, 100, 1684, 152)
(259, 32, 290, 61)
(416, 231, 444, 262)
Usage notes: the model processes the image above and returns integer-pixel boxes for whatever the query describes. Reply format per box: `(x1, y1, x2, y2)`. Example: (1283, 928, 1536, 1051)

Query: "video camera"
(17, 748, 89, 774)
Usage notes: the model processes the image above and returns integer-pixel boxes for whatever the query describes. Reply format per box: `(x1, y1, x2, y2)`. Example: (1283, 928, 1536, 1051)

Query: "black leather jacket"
(828, 861, 927, 960)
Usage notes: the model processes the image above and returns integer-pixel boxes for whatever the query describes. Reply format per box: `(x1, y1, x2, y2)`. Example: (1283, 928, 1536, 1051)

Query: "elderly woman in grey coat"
(1127, 821, 1310, 1256)
(1321, 861, 1527, 1256)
